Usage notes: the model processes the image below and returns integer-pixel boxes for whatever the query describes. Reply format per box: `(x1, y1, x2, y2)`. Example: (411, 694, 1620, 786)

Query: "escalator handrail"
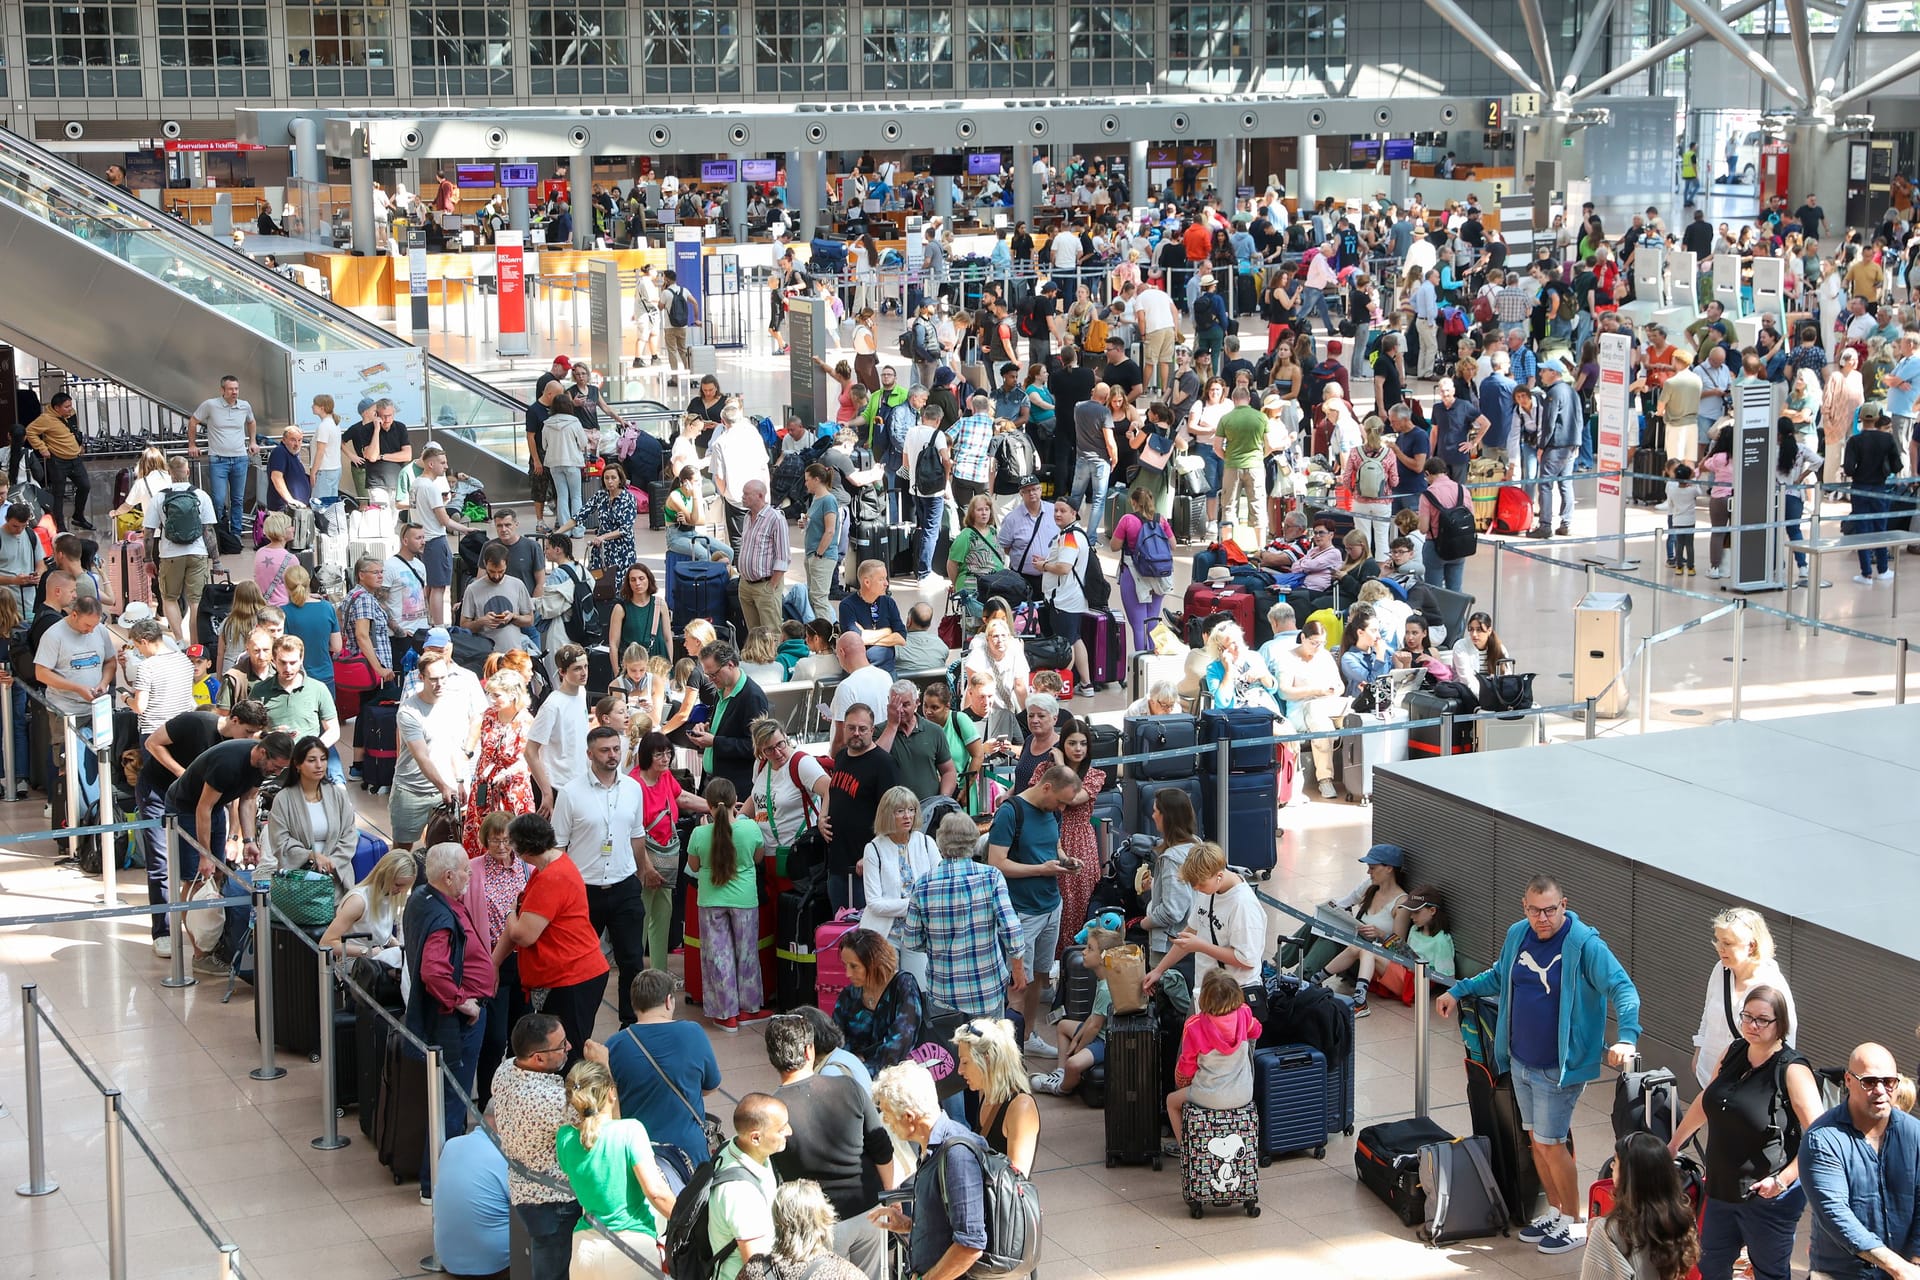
(0, 125, 525, 417)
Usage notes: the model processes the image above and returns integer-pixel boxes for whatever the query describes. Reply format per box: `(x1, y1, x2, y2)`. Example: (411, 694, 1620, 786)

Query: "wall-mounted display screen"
(456, 164, 498, 187)
(1148, 146, 1215, 168)
(1385, 139, 1416, 160)
(499, 164, 539, 188)
(700, 160, 739, 183)
(968, 152, 1003, 176)
(741, 158, 778, 182)
(928, 154, 966, 176)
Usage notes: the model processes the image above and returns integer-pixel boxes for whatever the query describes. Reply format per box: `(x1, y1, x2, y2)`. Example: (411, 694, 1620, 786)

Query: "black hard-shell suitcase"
(775, 880, 832, 1010)
(1172, 495, 1207, 544)
(1200, 769, 1278, 876)
(648, 479, 672, 531)
(1354, 1115, 1454, 1226)
(376, 1027, 430, 1183)
(256, 918, 325, 1061)
(1406, 688, 1476, 758)
(586, 645, 615, 697)
(1466, 1054, 1550, 1227)
(1103, 1008, 1163, 1170)
(357, 700, 400, 792)
(1059, 948, 1098, 1023)
(355, 992, 400, 1135)
(1631, 445, 1668, 505)
(1123, 775, 1205, 842)
(1252, 1043, 1330, 1163)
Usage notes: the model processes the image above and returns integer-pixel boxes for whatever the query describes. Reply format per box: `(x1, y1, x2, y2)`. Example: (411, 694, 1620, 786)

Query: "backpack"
(897, 329, 919, 359)
(667, 286, 690, 328)
(934, 1131, 1043, 1280)
(989, 432, 1039, 495)
(161, 488, 203, 545)
(1356, 449, 1389, 500)
(1441, 307, 1468, 338)
(1068, 527, 1111, 611)
(912, 317, 940, 361)
(8, 625, 38, 690)
(661, 1158, 759, 1280)
(1132, 515, 1175, 579)
(561, 563, 606, 647)
(1471, 293, 1496, 327)
(912, 434, 947, 497)
(1432, 484, 1478, 560)
(1016, 299, 1041, 340)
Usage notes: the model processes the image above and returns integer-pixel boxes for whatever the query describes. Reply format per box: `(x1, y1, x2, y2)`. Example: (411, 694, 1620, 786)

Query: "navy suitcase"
(1200, 770, 1278, 877)
(648, 479, 672, 531)
(1201, 706, 1280, 772)
(356, 701, 399, 792)
(671, 559, 730, 639)
(1124, 776, 1206, 841)
(586, 645, 615, 697)
(1090, 787, 1125, 850)
(1327, 990, 1358, 1134)
(1104, 1009, 1163, 1170)
(1123, 714, 1200, 780)
(1253, 1043, 1331, 1163)
(1081, 609, 1127, 688)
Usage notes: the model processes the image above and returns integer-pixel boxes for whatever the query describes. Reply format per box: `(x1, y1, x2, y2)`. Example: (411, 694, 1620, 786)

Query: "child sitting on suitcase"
(1028, 926, 1120, 1096)
(1167, 969, 1263, 1151)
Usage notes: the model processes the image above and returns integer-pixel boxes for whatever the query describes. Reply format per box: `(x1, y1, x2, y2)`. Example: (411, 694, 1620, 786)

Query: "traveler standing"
(493, 813, 611, 1071)
(402, 843, 494, 1201)
(551, 725, 650, 1027)
(1800, 1041, 1920, 1280)
(491, 1014, 584, 1280)
(25, 393, 92, 531)
(186, 374, 257, 547)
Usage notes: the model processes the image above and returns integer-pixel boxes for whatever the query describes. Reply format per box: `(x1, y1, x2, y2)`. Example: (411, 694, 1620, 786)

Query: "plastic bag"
(184, 878, 226, 956)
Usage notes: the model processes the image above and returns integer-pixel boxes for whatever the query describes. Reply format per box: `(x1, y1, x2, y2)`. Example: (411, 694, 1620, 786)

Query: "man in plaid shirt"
(1494, 271, 1534, 336)
(900, 812, 1028, 1018)
(947, 394, 996, 515)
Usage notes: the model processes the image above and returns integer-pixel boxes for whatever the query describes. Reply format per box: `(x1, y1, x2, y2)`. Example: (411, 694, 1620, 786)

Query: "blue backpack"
(1132, 515, 1175, 579)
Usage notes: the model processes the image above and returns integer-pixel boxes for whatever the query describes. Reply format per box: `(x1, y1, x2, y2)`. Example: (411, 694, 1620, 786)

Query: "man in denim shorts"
(1437, 874, 1642, 1256)
(985, 764, 1080, 1060)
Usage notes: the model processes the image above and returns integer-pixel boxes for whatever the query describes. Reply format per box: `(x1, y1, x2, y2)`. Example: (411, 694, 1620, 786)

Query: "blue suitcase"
(1253, 1043, 1331, 1163)
(670, 559, 730, 640)
(1201, 706, 1280, 772)
(1124, 776, 1206, 842)
(1123, 714, 1200, 780)
(1200, 770, 1278, 878)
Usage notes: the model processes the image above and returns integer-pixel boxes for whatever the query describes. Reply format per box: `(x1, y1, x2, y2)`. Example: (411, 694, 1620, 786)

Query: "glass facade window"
(23, 0, 142, 99)
(645, 0, 742, 96)
(1263, 0, 1346, 82)
(965, 5, 1055, 89)
(409, 0, 512, 96)
(286, 1, 396, 96)
(1067, 3, 1155, 88)
(158, 1, 272, 98)
(753, 0, 849, 94)
(1165, 2, 1253, 88)
(531, 0, 629, 95)
(861, 4, 954, 92)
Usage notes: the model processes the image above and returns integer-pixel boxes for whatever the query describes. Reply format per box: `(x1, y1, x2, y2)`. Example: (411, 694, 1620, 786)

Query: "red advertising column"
(496, 229, 528, 358)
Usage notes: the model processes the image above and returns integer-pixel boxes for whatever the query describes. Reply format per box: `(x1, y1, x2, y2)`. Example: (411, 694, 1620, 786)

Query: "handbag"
(421, 799, 463, 851)
(1480, 672, 1535, 713)
(269, 868, 340, 927)
(779, 754, 828, 881)
(184, 877, 226, 956)
(1138, 432, 1175, 474)
(625, 1026, 725, 1157)
(1173, 454, 1210, 497)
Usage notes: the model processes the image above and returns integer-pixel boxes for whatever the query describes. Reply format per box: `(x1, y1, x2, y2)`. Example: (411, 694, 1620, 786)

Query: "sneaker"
(1352, 994, 1371, 1017)
(1708, 566, 1727, 579)
(1555, 523, 1570, 537)
(1877, 570, 1896, 582)
(1518, 1212, 1560, 1244)
(1537, 1222, 1582, 1254)
(1527, 527, 1551, 540)
(419, 1191, 433, 1207)
(737, 1008, 773, 1023)
(1023, 1033, 1059, 1057)
(153, 935, 173, 960)
(1317, 779, 1338, 799)
(192, 953, 228, 976)
(715, 1016, 739, 1033)
(1854, 574, 1876, 586)
(1029, 1069, 1066, 1095)
(1685, 567, 1697, 576)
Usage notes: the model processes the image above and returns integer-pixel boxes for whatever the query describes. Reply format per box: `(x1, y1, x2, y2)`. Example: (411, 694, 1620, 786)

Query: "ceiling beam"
(1516, 0, 1560, 96)
(1570, 0, 1773, 102)
(1830, 45, 1920, 107)
(1559, 0, 1621, 100)
(1783, 0, 1818, 104)
(1667, 0, 1805, 107)
(1419, 0, 1547, 97)
(1816, 0, 1872, 100)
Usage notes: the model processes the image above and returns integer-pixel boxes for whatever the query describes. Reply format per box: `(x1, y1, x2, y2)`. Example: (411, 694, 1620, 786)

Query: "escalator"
(0, 126, 533, 492)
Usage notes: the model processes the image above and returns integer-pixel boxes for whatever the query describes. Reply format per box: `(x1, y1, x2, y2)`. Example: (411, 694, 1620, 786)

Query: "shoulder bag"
(269, 868, 340, 928)
(624, 1026, 725, 1157)
(775, 753, 828, 881)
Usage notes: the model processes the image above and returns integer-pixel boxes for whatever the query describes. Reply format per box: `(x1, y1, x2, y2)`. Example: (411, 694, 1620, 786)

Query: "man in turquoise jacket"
(1436, 874, 1642, 1257)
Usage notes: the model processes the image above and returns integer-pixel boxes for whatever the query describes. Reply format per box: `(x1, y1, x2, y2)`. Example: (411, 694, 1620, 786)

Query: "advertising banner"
(1587, 331, 1632, 567)
(495, 230, 528, 358)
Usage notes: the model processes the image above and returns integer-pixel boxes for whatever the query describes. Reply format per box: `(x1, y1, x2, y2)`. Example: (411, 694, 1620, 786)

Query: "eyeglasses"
(1851, 1072, 1901, 1094)
(1522, 902, 1565, 919)
(539, 1038, 571, 1055)
(1738, 1011, 1776, 1028)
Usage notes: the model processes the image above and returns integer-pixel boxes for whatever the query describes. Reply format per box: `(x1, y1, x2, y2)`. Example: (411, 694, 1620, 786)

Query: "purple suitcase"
(1082, 609, 1127, 687)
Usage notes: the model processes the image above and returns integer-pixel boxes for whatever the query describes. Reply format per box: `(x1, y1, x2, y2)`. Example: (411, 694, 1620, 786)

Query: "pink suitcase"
(1081, 609, 1127, 687)
(814, 909, 862, 1012)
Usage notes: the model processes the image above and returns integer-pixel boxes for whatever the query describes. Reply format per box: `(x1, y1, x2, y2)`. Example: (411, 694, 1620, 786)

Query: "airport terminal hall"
(4, 3, 1920, 1278)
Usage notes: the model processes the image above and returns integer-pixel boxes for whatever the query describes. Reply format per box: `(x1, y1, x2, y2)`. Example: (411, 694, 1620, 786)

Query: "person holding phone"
(985, 764, 1083, 1059)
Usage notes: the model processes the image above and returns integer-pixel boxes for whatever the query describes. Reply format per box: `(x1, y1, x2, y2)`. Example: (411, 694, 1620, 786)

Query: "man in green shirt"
(878, 678, 957, 801)
(1217, 386, 1272, 545)
(709, 1093, 789, 1280)
(251, 634, 343, 782)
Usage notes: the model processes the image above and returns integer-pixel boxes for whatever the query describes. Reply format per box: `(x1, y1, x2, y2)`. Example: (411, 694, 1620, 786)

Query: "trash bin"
(1573, 592, 1634, 718)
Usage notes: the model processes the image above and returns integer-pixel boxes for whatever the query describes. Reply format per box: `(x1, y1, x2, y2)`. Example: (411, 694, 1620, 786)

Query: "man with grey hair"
(402, 841, 491, 1203)
(687, 640, 769, 799)
(877, 677, 956, 801)
(871, 1059, 993, 1276)
(37, 591, 118, 859)
(735, 478, 790, 636)
(710, 400, 771, 557)
(895, 602, 951, 672)
(1888, 329, 1919, 475)
(900, 812, 1026, 1017)
(342, 395, 413, 497)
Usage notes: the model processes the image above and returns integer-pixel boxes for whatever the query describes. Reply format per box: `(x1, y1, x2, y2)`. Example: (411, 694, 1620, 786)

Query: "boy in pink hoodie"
(1167, 968, 1264, 1146)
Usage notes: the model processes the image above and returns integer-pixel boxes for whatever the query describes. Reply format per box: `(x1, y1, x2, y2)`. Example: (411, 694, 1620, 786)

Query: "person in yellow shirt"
(24, 392, 92, 531)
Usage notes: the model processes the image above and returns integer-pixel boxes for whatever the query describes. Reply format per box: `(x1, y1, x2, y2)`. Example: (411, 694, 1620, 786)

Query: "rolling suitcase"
(1405, 689, 1476, 758)
(1080, 609, 1127, 688)
(375, 1028, 430, 1183)
(356, 700, 400, 792)
(1631, 446, 1668, 505)
(1491, 485, 1534, 536)
(1200, 706, 1278, 772)
(1476, 714, 1538, 751)
(1059, 948, 1098, 1022)
(814, 908, 862, 1012)
(1172, 495, 1207, 544)
(586, 645, 615, 697)
(1122, 714, 1200, 780)
(1252, 1044, 1330, 1163)
(775, 878, 831, 1010)
(1130, 650, 1189, 708)
(1355, 1116, 1454, 1226)
(1103, 1009, 1163, 1170)
(1338, 711, 1408, 804)
(670, 559, 730, 638)
(257, 918, 326, 1061)
(1181, 582, 1256, 644)
(1465, 1053, 1550, 1226)
(1466, 457, 1504, 530)
(1420, 1136, 1510, 1243)
(648, 479, 672, 531)
(1124, 775, 1206, 842)
(1180, 1101, 1262, 1218)
(1200, 769, 1278, 877)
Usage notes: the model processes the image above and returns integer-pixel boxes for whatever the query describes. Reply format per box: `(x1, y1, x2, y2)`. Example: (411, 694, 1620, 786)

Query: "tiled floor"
(0, 327, 1895, 1278)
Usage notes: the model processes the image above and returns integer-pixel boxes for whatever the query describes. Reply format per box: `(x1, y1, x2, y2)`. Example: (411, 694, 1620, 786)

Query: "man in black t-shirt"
(1792, 196, 1825, 242)
(1025, 281, 1058, 369)
(139, 702, 270, 951)
(823, 705, 897, 912)
(1101, 337, 1143, 402)
(164, 730, 295, 961)
(766, 1016, 895, 1276)
(341, 398, 413, 497)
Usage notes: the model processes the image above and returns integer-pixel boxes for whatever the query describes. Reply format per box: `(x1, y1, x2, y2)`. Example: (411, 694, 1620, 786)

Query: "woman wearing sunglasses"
(1667, 985, 1823, 1280)
(952, 1017, 1040, 1176)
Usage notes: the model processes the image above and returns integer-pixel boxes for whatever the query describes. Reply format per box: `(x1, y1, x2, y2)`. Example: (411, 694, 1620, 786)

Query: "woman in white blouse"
(962, 615, 1030, 740)
(262, 734, 358, 894)
(1447, 611, 1511, 701)
(747, 717, 832, 873)
(1269, 619, 1349, 800)
(860, 786, 940, 984)
(1691, 906, 1795, 1090)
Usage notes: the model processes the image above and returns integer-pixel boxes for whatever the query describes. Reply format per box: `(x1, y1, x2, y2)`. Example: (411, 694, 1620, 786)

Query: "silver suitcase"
(1475, 714, 1539, 752)
(1339, 712, 1409, 804)
(1131, 649, 1195, 709)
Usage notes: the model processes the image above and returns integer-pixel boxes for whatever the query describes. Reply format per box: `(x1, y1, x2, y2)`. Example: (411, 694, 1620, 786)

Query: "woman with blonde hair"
(462, 669, 535, 856)
(1690, 906, 1795, 1090)
(953, 1016, 1041, 1174)
(555, 1058, 677, 1279)
(945, 492, 1009, 617)
(739, 626, 785, 685)
(108, 445, 171, 535)
(216, 579, 268, 674)
(320, 847, 414, 962)
(861, 786, 939, 983)
(252, 510, 299, 606)
(1340, 418, 1400, 556)
(279, 564, 343, 690)
(739, 1181, 868, 1280)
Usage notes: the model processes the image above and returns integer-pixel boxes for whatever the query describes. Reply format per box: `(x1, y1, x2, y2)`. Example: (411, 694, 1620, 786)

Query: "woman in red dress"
(463, 669, 536, 856)
(1054, 721, 1109, 960)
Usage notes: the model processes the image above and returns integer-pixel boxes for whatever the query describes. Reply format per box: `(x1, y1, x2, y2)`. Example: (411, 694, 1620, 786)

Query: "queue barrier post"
(312, 946, 350, 1151)
(162, 819, 194, 989)
(14, 983, 57, 1197)
(1412, 960, 1431, 1120)
(104, 1089, 127, 1280)
(1730, 598, 1748, 720)
(1897, 637, 1909, 706)
(250, 878, 286, 1082)
(94, 705, 116, 907)
(419, 1045, 446, 1274)
(61, 716, 81, 857)
(1637, 642, 1654, 735)
(1213, 737, 1230, 839)
(219, 1244, 239, 1280)
(0, 676, 15, 800)
(1489, 539, 1502, 628)
(1584, 696, 1598, 740)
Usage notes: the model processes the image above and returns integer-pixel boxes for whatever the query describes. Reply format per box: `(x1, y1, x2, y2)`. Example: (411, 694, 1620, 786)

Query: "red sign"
(162, 139, 267, 153)
(496, 230, 526, 347)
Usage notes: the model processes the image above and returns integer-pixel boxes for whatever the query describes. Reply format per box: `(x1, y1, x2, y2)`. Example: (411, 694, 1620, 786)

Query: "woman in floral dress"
(559, 460, 639, 576)
(463, 670, 536, 856)
(1054, 720, 1109, 961)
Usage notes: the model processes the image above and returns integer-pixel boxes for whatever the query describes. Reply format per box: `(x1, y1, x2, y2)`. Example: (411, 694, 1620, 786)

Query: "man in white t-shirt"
(828, 631, 893, 754)
(411, 442, 478, 627)
(528, 642, 591, 813)
(142, 457, 218, 643)
(390, 651, 475, 847)
(1130, 282, 1178, 392)
(383, 523, 433, 637)
(1037, 497, 1095, 691)
(186, 374, 258, 548)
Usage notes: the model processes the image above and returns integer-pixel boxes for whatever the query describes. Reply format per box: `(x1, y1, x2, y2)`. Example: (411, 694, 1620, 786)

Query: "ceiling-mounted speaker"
(568, 126, 590, 149)
(160, 119, 183, 140)
(403, 128, 424, 150)
(651, 126, 671, 148)
(956, 118, 976, 140)
(1374, 107, 1392, 126)
(1170, 112, 1190, 133)
(728, 124, 749, 147)
(881, 120, 902, 142)
(1307, 109, 1326, 130)
(1028, 117, 1049, 138)
(484, 127, 507, 150)
(1439, 105, 1458, 124)
(806, 124, 826, 144)
(1100, 115, 1119, 135)
(1241, 111, 1258, 131)
(63, 121, 85, 141)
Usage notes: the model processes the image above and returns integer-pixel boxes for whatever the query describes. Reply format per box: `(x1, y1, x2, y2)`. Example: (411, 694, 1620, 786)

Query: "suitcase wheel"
(310, 1053, 321, 1064)
(1152, 1155, 1162, 1171)
(1246, 1203, 1261, 1218)
(1106, 1155, 1116, 1168)
(1189, 1202, 1203, 1220)
(1258, 1153, 1272, 1167)
(1344, 1125, 1355, 1136)
(1313, 1145, 1326, 1159)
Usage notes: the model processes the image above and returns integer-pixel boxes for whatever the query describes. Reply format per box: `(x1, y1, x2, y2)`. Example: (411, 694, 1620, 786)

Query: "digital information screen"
(700, 160, 740, 183)
(968, 152, 1003, 176)
(499, 164, 539, 188)
(456, 164, 498, 187)
(741, 158, 778, 182)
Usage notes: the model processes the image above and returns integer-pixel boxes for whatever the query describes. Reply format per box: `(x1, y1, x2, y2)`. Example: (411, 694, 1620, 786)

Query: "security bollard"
(1213, 737, 1230, 840)
(312, 947, 350, 1151)
(1412, 960, 1431, 1119)
(104, 1089, 127, 1280)
(14, 984, 57, 1197)
(250, 877, 286, 1081)
(419, 1045, 447, 1273)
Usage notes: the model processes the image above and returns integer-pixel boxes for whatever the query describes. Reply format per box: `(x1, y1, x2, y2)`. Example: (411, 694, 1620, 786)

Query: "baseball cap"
(553, 355, 573, 371)
(1328, 339, 1344, 355)
(186, 644, 206, 661)
(356, 396, 377, 415)
(1359, 843, 1405, 867)
(424, 627, 452, 649)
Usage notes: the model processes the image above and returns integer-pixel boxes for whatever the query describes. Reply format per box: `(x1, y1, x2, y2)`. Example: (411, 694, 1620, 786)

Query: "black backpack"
(561, 563, 606, 647)
(934, 1131, 1042, 1280)
(989, 433, 1039, 495)
(912, 435, 947, 497)
(1432, 484, 1478, 561)
(667, 286, 691, 328)
(661, 1158, 758, 1280)
(1068, 525, 1111, 611)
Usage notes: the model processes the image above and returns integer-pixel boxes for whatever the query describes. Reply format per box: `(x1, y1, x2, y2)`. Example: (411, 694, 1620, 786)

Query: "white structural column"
(730, 154, 749, 244)
(797, 149, 822, 242)
(572, 154, 593, 247)
(935, 154, 954, 223)
(1216, 136, 1238, 200)
(507, 158, 531, 233)
(348, 152, 376, 255)
(1013, 143, 1035, 225)
(1297, 134, 1318, 208)
(1130, 139, 1148, 200)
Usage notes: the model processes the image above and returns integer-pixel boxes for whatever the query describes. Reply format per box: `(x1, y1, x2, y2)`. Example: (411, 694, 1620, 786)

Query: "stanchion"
(162, 820, 194, 989)
(1638, 652, 1653, 735)
(93, 705, 115, 907)
(1412, 960, 1431, 1119)
(1213, 737, 1230, 840)
(1584, 562, 1597, 597)
(1897, 637, 1909, 706)
(1584, 696, 1598, 740)
(312, 946, 350, 1151)
(1730, 598, 1747, 720)
(218, 1244, 239, 1280)
(1439, 712, 1454, 755)
(1489, 540, 1502, 626)
(60, 716, 80, 847)
(14, 983, 57, 1196)
(419, 1045, 446, 1274)
(0, 679, 15, 800)
(250, 878, 285, 1081)
(103, 1089, 127, 1280)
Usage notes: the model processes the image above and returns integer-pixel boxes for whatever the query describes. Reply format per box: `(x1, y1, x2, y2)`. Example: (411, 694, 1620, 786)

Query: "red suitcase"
(1081, 609, 1127, 688)
(1491, 486, 1534, 536)
(1181, 582, 1256, 643)
(683, 863, 779, 1006)
(814, 909, 863, 1012)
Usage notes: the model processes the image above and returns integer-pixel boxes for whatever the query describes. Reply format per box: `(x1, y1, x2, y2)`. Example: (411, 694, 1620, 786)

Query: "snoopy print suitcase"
(1181, 1101, 1262, 1218)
